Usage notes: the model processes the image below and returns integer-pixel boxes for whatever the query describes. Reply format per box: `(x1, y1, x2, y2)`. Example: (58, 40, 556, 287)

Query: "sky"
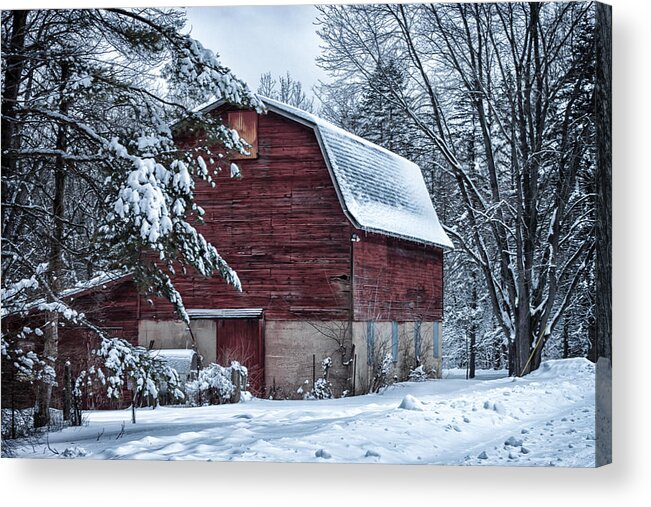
(185, 5, 329, 99)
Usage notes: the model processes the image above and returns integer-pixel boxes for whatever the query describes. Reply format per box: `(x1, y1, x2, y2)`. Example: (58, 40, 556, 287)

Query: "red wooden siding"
(142, 110, 354, 322)
(352, 232, 444, 322)
(65, 279, 142, 344)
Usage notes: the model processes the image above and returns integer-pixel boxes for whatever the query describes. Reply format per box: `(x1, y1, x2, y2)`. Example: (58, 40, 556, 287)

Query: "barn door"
(216, 318, 264, 396)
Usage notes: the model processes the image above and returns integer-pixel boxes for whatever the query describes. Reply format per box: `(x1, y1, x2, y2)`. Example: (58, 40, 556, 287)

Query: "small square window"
(227, 111, 258, 159)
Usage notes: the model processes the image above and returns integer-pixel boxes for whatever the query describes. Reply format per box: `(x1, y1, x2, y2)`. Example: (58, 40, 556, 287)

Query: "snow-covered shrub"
(371, 353, 395, 393)
(1, 407, 66, 456)
(267, 381, 294, 400)
(408, 365, 431, 382)
(305, 357, 333, 400)
(310, 378, 333, 400)
(229, 360, 248, 381)
(1, 337, 60, 437)
(185, 361, 248, 406)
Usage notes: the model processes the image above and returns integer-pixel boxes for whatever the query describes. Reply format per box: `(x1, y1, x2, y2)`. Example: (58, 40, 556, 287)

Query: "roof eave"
(354, 225, 454, 251)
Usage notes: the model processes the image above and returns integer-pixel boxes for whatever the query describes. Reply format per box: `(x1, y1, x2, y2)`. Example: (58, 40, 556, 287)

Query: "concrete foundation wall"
(352, 320, 443, 394)
(138, 317, 442, 399)
(264, 320, 352, 399)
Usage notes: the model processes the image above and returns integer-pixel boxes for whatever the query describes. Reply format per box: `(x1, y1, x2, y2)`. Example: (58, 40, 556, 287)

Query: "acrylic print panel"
(1, 2, 611, 467)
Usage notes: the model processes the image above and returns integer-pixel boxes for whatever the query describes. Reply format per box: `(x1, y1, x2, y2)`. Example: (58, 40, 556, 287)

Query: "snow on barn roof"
(2, 270, 132, 318)
(58, 270, 132, 300)
(199, 97, 453, 250)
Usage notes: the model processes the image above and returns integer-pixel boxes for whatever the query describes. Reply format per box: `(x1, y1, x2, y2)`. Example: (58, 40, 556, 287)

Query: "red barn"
(55, 97, 453, 399)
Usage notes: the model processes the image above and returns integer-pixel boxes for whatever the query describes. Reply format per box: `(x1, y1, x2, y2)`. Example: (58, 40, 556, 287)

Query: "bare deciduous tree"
(316, 2, 598, 375)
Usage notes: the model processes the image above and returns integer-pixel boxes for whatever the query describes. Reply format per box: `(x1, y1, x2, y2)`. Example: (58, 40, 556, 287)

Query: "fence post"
(352, 353, 357, 396)
(231, 368, 241, 404)
(63, 361, 72, 422)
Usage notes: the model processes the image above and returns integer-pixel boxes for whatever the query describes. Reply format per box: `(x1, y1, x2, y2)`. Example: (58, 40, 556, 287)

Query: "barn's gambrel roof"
(199, 97, 453, 250)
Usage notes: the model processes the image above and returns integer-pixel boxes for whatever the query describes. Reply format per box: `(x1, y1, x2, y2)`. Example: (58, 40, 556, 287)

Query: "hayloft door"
(216, 318, 264, 396)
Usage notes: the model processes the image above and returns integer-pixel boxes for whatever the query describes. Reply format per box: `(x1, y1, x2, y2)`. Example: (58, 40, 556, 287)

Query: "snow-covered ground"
(8, 358, 596, 467)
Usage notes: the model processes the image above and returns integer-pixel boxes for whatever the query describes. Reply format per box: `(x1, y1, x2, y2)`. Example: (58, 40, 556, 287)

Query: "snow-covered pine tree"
(1, 8, 262, 427)
(354, 60, 416, 159)
(314, 78, 363, 135)
(79, 337, 185, 424)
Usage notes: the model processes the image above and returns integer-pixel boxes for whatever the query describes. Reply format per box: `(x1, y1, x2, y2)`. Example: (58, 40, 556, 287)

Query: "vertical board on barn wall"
(391, 321, 399, 361)
(228, 111, 258, 159)
(367, 320, 375, 365)
(433, 321, 440, 359)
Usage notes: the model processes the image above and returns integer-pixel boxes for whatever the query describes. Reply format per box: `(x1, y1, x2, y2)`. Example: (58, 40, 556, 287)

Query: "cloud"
(186, 5, 329, 96)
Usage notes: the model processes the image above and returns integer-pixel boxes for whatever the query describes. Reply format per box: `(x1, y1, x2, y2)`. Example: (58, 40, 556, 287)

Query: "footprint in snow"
(504, 436, 523, 447)
(315, 449, 331, 459)
(235, 414, 253, 419)
(492, 402, 506, 414)
(61, 447, 88, 459)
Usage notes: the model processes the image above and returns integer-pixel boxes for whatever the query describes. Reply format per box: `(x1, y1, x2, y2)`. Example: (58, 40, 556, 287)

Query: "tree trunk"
(33, 62, 70, 428)
(468, 272, 477, 378)
(595, 2, 612, 365)
(63, 361, 72, 422)
(594, 2, 612, 467)
(493, 334, 503, 370)
(508, 340, 516, 377)
(1, 10, 28, 176)
(515, 301, 533, 376)
(529, 333, 548, 372)
(1, 11, 29, 241)
(562, 320, 570, 359)
(33, 309, 59, 428)
(469, 331, 476, 379)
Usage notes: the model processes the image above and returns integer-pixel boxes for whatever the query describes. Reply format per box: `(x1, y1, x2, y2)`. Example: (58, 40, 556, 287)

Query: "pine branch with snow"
(80, 337, 185, 422)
